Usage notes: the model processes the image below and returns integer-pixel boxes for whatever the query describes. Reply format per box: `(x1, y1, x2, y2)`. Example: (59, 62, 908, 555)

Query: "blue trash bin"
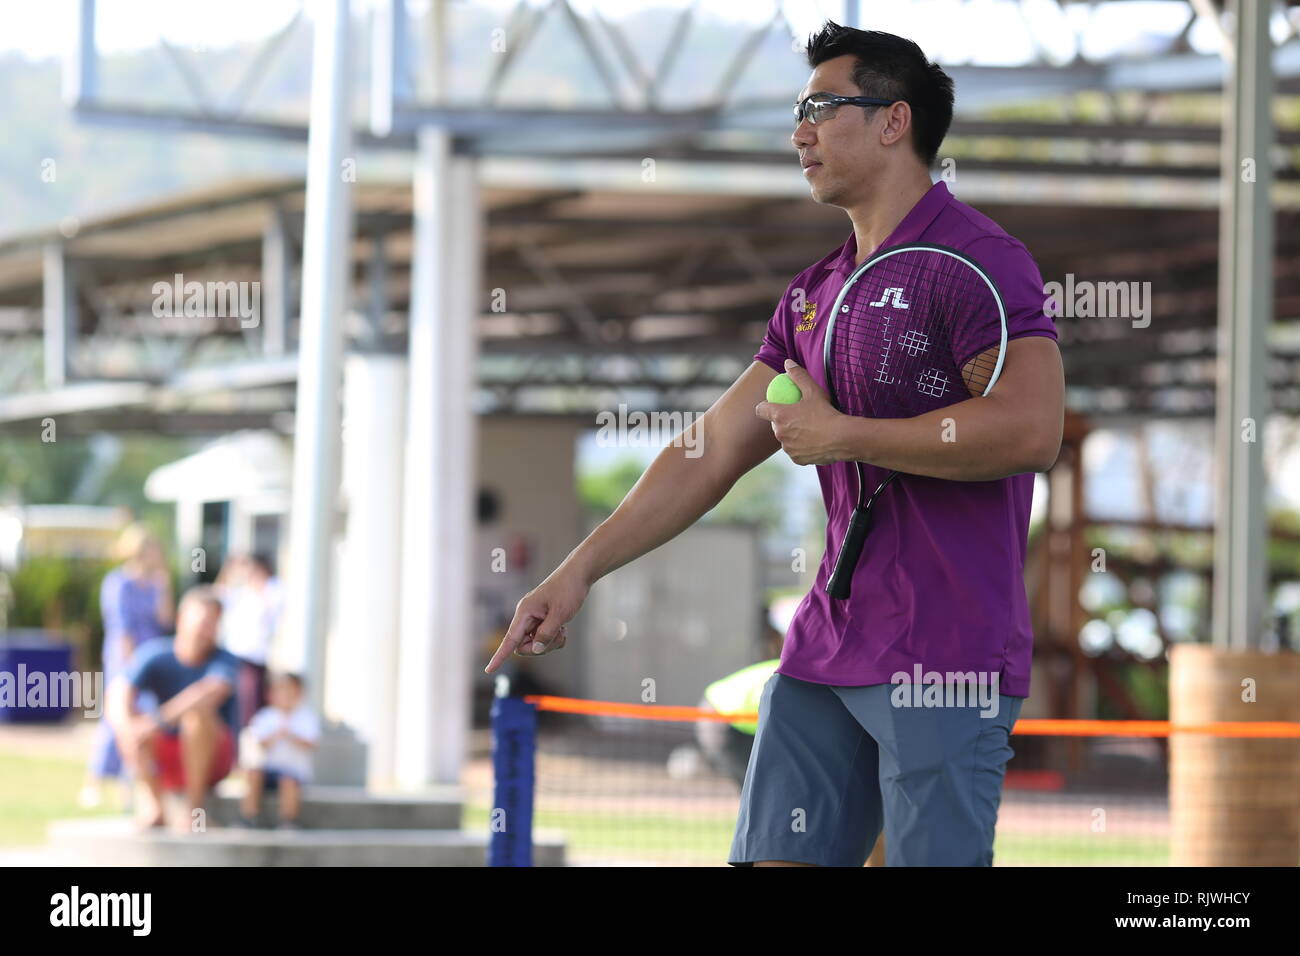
(0, 629, 77, 724)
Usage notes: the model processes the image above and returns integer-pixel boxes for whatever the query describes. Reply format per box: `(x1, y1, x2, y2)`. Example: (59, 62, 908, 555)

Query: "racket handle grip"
(826, 508, 871, 600)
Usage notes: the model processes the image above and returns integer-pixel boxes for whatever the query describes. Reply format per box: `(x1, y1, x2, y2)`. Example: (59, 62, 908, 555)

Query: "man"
(109, 586, 239, 831)
(486, 23, 1064, 867)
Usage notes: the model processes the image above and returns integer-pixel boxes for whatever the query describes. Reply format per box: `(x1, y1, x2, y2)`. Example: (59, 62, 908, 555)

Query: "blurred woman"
(80, 523, 175, 808)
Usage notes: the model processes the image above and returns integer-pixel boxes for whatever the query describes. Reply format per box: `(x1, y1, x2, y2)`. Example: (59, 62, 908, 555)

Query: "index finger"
(485, 608, 542, 674)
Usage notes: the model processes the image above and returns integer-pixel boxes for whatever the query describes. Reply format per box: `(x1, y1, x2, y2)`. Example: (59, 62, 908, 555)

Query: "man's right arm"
(485, 361, 782, 673)
(572, 361, 783, 584)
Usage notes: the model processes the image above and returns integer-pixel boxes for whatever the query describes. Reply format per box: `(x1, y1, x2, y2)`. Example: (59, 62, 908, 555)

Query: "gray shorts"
(728, 673, 1023, 867)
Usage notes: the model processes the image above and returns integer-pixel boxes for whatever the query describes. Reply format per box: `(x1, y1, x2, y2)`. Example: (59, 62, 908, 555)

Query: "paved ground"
(0, 717, 98, 760)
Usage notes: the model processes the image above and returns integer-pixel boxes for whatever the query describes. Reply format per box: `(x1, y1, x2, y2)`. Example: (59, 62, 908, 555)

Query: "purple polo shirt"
(754, 181, 1057, 697)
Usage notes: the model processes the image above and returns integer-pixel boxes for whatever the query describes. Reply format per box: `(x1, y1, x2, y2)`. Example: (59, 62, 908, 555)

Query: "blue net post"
(489, 675, 537, 867)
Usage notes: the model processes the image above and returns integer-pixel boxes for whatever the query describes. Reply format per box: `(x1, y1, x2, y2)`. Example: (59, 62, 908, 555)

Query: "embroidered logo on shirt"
(794, 300, 817, 332)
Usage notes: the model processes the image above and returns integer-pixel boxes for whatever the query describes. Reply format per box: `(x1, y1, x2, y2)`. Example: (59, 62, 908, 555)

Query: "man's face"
(792, 54, 884, 207)
(175, 599, 220, 666)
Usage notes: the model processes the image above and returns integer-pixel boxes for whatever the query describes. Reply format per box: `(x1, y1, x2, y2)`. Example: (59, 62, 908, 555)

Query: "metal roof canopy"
(0, 0, 1297, 433)
(0, 173, 1296, 431)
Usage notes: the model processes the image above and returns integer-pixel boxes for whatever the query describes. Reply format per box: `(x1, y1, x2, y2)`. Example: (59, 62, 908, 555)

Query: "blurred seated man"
(108, 586, 239, 832)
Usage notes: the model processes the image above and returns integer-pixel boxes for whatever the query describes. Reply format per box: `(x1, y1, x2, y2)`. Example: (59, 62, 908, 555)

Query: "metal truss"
(65, 0, 1300, 165)
(0, 0, 1288, 431)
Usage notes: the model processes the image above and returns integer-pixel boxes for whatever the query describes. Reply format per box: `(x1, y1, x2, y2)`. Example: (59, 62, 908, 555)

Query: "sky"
(0, 0, 1247, 65)
(6, 0, 1297, 518)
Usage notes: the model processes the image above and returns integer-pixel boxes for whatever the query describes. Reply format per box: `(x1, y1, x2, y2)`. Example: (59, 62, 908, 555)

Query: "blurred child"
(237, 673, 319, 829)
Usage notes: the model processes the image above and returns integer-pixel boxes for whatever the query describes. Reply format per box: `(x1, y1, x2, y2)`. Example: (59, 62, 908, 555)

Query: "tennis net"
(476, 694, 1300, 866)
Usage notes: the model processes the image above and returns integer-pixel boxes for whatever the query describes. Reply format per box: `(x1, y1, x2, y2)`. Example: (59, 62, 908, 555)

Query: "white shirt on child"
(247, 704, 320, 780)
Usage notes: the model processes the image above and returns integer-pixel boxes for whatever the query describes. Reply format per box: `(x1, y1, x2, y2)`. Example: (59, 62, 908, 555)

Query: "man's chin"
(809, 184, 843, 207)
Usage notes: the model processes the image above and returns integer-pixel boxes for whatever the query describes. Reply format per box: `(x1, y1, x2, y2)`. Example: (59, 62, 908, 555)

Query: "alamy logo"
(0, 667, 103, 717)
(1043, 273, 1151, 328)
(870, 287, 910, 309)
(889, 665, 1001, 717)
(50, 886, 151, 936)
(594, 404, 703, 458)
(152, 272, 260, 328)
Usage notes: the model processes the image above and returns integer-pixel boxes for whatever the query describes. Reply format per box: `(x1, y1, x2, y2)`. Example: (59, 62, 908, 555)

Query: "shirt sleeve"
(753, 278, 801, 374)
(203, 653, 239, 688)
(963, 235, 1058, 351)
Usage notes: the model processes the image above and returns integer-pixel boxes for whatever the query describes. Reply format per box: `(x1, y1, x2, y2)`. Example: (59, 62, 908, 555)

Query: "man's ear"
(880, 102, 911, 147)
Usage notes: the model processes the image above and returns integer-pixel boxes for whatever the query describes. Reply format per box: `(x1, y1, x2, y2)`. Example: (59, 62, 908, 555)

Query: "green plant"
(7, 557, 114, 671)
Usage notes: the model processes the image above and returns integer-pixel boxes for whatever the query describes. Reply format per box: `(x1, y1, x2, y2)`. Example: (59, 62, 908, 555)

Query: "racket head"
(822, 243, 1008, 421)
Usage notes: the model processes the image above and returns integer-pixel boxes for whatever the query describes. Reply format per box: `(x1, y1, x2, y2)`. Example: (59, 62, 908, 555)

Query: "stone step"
(0, 846, 85, 866)
(207, 782, 463, 830)
(46, 818, 566, 867)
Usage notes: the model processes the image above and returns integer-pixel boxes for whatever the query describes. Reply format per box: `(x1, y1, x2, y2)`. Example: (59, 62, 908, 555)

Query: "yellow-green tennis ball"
(766, 372, 802, 404)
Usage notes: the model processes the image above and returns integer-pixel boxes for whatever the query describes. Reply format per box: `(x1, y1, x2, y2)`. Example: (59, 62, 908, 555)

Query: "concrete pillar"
(261, 206, 291, 357)
(281, 0, 353, 712)
(1211, 0, 1273, 650)
(331, 353, 408, 788)
(63, 0, 97, 105)
(396, 129, 481, 787)
(42, 242, 75, 389)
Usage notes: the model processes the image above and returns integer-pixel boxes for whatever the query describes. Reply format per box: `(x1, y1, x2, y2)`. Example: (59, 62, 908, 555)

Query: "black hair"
(249, 552, 275, 577)
(180, 585, 223, 615)
(805, 22, 954, 167)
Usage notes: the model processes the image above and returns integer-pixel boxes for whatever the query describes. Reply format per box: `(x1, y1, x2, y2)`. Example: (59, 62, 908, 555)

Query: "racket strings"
(828, 253, 1004, 420)
(822, 246, 1008, 601)
(961, 345, 1001, 396)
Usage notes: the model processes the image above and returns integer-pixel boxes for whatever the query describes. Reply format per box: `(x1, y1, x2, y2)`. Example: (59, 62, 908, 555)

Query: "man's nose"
(792, 119, 815, 150)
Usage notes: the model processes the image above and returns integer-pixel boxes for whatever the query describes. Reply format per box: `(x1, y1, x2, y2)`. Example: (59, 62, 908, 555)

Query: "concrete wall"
(474, 415, 587, 697)
(582, 521, 764, 706)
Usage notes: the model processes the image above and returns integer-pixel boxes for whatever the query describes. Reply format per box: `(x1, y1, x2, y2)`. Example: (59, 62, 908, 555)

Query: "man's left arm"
(759, 336, 1064, 480)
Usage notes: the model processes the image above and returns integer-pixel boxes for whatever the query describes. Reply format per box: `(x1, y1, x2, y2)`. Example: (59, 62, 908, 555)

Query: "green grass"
(464, 803, 736, 865)
(0, 750, 117, 847)
(994, 832, 1170, 866)
(465, 802, 1172, 866)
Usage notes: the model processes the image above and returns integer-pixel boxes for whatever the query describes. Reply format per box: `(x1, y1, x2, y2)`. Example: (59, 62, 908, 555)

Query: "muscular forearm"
(833, 392, 1058, 481)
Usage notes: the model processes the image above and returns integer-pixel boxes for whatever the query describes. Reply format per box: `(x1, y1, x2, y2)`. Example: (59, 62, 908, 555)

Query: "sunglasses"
(793, 92, 901, 127)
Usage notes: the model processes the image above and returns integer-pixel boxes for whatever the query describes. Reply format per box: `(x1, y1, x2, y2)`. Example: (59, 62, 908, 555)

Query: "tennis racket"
(822, 243, 1008, 600)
